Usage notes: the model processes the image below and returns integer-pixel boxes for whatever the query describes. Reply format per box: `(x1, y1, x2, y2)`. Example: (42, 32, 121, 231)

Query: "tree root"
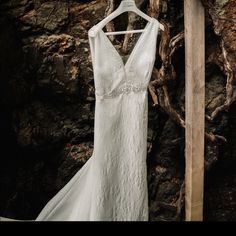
(202, 0, 236, 122)
(147, 6, 227, 148)
(122, 0, 147, 53)
(105, 0, 116, 42)
(207, 40, 236, 121)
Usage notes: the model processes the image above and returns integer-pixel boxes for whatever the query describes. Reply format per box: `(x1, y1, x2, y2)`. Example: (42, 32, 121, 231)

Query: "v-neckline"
(99, 18, 154, 70)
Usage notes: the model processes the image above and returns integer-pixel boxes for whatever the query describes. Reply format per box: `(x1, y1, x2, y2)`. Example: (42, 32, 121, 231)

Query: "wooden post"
(184, 0, 205, 221)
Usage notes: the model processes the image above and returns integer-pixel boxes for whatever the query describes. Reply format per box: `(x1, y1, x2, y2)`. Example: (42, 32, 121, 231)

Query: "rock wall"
(0, 0, 107, 220)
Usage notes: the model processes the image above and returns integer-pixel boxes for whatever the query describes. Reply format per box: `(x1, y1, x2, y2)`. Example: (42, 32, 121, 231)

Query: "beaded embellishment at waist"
(95, 81, 147, 100)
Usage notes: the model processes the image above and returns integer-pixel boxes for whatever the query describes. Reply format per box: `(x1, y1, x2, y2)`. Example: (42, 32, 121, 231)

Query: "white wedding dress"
(0, 18, 160, 221)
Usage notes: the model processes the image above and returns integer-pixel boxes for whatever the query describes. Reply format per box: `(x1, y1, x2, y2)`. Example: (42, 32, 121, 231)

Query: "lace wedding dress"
(0, 18, 160, 221)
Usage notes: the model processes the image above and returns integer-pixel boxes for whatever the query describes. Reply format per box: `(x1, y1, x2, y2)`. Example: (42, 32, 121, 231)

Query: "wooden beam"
(184, 0, 205, 221)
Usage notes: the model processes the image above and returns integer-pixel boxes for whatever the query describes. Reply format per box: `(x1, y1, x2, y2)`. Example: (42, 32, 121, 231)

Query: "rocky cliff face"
(0, 0, 235, 221)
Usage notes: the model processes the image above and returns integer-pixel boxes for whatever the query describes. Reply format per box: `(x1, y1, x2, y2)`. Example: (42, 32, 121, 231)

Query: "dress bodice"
(88, 18, 160, 100)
